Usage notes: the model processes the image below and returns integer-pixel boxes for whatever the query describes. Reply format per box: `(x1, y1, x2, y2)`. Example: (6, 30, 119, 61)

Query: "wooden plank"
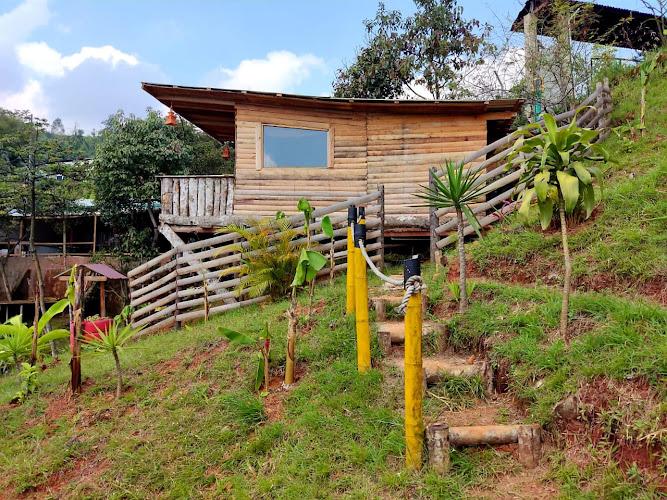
(130, 280, 178, 307)
(197, 178, 206, 217)
(176, 295, 268, 322)
(133, 304, 177, 328)
(225, 179, 234, 215)
(172, 178, 180, 216)
(188, 177, 198, 216)
(205, 178, 214, 216)
(131, 316, 176, 340)
(179, 178, 189, 217)
(127, 248, 177, 278)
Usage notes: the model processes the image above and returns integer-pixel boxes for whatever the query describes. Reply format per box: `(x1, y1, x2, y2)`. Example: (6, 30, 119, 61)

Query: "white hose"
(358, 239, 424, 316)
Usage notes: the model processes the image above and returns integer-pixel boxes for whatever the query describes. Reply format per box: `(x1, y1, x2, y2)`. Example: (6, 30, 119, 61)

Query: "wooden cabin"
(142, 83, 523, 237)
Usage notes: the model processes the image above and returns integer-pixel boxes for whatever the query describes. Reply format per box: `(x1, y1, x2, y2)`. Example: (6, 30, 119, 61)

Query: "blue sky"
(0, 0, 646, 133)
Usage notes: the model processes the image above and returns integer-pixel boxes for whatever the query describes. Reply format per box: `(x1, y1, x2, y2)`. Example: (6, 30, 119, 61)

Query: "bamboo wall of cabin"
(232, 104, 501, 218)
(234, 104, 368, 217)
(366, 114, 488, 216)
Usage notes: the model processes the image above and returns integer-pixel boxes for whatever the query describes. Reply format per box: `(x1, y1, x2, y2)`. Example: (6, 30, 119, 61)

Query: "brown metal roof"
(511, 0, 663, 50)
(142, 82, 524, 142)
(56, 263, 127, 280)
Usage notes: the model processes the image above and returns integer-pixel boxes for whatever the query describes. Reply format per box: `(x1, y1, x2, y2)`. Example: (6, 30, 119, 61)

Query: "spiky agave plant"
(415, 160, 489, 311)
(218, 216, 303, 300)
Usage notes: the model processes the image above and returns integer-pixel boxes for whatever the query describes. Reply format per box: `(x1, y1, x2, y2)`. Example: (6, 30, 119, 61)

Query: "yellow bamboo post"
(346, 205, 356, 315)
(354, 210, 370, 372)
(404, 256, 423, 468)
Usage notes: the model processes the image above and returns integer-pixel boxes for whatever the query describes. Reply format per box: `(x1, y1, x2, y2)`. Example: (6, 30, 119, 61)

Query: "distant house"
(142, 83, 523, 244)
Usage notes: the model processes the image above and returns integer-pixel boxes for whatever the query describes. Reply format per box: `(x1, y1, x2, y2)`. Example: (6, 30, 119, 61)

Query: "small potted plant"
(70, 314, 114, 350)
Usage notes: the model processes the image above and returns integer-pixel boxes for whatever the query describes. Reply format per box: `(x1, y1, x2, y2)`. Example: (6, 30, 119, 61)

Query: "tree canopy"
(333, 0, 492, 99)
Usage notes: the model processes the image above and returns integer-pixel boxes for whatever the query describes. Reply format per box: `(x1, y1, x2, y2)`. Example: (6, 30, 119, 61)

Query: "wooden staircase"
(369, 275, 541, 470)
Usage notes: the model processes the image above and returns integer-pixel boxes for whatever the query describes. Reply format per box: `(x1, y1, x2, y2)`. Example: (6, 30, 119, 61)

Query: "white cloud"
(0, 79, 48, 117)
(0, 0, 50, 46)
(207, 51, 326, 92)
(16, 42, 139, 77)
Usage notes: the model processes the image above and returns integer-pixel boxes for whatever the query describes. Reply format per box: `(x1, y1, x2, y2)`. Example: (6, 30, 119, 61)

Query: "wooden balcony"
(159, 175, 235, 228)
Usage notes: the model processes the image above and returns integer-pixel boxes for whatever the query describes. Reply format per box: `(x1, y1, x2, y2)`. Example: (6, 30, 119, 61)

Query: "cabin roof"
(142, 82, 524, 142)
(511, 0, 662, 50)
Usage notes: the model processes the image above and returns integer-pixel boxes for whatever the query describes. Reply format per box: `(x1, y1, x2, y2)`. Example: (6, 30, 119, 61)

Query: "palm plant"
(218, 216, 303, 300)
(507, 111, 610, 337)
(84, 316, 144, 399)
(0, 299, 70, 372)
(416, 160, 489, 311)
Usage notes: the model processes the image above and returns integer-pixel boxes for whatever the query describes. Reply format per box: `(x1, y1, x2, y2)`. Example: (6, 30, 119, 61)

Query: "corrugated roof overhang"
(142, 82, 524, 143)
(512, 0, 662, 50)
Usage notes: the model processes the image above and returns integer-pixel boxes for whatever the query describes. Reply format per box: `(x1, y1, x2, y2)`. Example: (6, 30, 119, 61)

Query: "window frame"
(257, 123, 333, 170)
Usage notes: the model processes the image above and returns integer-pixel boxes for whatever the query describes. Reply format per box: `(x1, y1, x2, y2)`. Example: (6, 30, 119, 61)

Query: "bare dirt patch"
(465, 464, 558, 500)
(18, 454, 108, 499)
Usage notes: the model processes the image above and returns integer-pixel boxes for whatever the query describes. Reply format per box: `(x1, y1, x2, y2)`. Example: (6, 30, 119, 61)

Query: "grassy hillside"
(1, 60, 666, 499)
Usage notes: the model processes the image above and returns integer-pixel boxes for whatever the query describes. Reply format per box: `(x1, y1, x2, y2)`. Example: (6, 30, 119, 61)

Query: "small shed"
(57, 263, 127, 318)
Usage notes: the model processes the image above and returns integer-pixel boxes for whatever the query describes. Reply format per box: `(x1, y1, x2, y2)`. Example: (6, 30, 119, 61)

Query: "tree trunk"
(147, 206, 159, 247)
(0, 260, 11, 302)
(640, 85, 647, 137)
(113, 347, 122, 399)
(285, 288, 297, 385)
(455, 206, 468, 311)
(29, 176, 56, 357)
(558, 191, 572, 337)
(69, 267, 84, 395)
(30, 290, 39, 366)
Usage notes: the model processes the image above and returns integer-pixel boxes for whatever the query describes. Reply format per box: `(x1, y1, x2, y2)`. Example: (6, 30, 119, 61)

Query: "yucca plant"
(416, 160, 489, 311)
(639, 54, 658, 137)
(218, 216, 303, 300)
(84, 317, 144, 399)
(0, 299, 70, 372)
(507, 110, 610, 337)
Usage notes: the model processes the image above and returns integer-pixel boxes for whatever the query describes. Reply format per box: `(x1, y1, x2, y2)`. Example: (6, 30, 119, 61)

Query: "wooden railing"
(159, 175, 235, 226)
(128, 189, 385, 336)
(429, 80, 613, 253)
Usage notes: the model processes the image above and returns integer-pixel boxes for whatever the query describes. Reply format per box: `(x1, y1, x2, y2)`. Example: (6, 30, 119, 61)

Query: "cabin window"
(262, 125, 328, 168)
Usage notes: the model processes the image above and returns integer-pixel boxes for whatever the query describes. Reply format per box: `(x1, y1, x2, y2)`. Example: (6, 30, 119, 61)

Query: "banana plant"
(322, 216, 335, 284)
(507, 110, 611, 337)
(639, 55, 658, 137)
(0, 299, 70, 372)
(219, 322, 271, 392)
(297, 197, 332, 319)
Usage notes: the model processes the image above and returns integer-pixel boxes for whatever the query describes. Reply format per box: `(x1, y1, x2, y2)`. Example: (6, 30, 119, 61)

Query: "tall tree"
(93, 109, 191, 253)
(0, 110, 83, 354)
(333, 0, 491, 99)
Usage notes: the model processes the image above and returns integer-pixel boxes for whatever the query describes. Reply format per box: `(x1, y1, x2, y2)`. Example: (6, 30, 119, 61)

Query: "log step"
(384, 356, 491, 387)
(426, 422, 541, 471)
(377, 321, 441, 344)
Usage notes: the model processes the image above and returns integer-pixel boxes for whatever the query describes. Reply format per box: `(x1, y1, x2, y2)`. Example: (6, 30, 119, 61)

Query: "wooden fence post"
(429, 167, 438, 263)
(378, 184, 385, 270)
(70, 266, 84, 395)
(174, 252, 182, 330)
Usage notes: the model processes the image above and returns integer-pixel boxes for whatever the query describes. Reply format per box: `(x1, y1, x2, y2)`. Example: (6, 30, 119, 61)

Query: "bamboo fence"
(127, 189, 385, 336)
(429, 80, 613, 253)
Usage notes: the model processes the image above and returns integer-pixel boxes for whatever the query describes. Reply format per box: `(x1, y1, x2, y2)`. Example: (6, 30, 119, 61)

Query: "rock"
(554, 395, 580, 420)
